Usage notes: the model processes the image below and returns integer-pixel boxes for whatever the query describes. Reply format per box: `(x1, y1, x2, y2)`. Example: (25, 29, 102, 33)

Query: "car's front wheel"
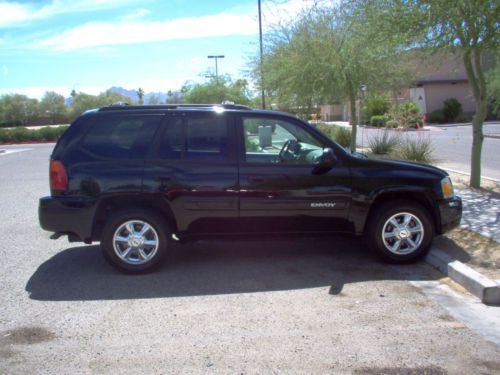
(101, 210, 170, 273)
(367, 200, 434, 263)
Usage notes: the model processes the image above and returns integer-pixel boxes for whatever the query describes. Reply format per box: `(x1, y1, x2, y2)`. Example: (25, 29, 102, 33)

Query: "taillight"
(50, 160, 68, 193)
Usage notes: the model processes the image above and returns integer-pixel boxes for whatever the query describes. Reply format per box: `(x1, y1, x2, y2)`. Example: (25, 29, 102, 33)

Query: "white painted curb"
(425, 247, 500, 305)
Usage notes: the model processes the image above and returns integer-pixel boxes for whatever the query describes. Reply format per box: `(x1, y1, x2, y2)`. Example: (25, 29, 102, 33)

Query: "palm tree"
(136, 88, 145, 105)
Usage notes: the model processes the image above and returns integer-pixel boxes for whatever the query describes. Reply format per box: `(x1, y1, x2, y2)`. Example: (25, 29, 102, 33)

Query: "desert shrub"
(370, 115, 386, 127)
(455, 112, 473, 123)
(427, 110, 446, 124)
(443, 98, 462, 122)
(388, 101, 424, 128)
(0, 126, 68, 144)
(386, 120, 399, 128)
(334, 126, 352, 148)
(38, 126, 62, 141)
(315, 123, 333, 138)
(0, 129, 13, 143)
(363, 95, 389, 119)
(316, 123, 352, 148)
(369, 130, 400, 155)
(10, 127, 33, 142)
(394, 135, 434, 163)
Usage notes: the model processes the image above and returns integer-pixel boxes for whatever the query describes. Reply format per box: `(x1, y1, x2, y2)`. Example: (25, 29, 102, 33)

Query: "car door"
(143, 111, 239, 235)
(237, 114, 353, 234)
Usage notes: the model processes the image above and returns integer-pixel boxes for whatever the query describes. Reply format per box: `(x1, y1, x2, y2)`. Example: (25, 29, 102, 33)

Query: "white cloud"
(34, 12, 257, 51)
(0, 0, 140, 28)
(2, 65, 8, 76)
(123, 8, 150, 20)
(30, 0, 313, 51)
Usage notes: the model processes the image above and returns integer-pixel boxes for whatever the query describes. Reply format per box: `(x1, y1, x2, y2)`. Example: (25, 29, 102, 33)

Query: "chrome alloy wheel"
(112, 220, 159, 265)
(381, 212, 424, 255)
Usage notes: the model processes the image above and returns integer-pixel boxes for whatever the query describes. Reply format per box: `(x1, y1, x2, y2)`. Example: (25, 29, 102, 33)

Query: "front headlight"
(441, 176, 455, 199)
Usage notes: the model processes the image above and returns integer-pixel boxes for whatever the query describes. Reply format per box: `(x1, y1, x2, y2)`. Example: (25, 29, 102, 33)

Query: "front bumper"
(437, 195, 462, 234)
(38, 196, 97, 242)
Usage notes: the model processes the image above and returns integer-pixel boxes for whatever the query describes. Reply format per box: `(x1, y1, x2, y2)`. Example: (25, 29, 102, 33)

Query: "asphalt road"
(0, 144, 499, 374)
(357, 122, 500, 180)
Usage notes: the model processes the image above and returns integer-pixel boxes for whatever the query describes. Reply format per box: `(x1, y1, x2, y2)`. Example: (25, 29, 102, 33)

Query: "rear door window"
(158, 113, 232, 162)
(81, 115, 162, 159)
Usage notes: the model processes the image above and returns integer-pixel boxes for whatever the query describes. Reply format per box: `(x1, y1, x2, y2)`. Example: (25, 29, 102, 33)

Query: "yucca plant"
(368, 130, 400, 155)
(395, 135, 435, 163)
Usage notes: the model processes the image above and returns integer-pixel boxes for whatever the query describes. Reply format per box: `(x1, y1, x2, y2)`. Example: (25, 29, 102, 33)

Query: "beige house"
(408, 51, 475, 114)
(320, 50, 482, 122)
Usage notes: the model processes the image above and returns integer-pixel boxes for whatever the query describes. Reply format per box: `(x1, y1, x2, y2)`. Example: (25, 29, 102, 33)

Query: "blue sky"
(0, 0, 306, 98)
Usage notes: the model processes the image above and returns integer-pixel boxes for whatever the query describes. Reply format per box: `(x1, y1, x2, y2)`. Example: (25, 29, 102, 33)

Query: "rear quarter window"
(81, 115, 162, 159)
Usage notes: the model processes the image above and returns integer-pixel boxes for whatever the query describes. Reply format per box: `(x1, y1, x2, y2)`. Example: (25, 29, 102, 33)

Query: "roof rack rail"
(98, 103, 253, 112)
(109, 102, 130, 107)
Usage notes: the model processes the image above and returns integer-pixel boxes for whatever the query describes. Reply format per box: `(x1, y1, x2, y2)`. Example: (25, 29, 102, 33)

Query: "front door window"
(242, 117, 324, 164)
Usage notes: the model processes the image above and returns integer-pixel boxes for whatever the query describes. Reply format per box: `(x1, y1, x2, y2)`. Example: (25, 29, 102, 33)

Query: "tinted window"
(81, 115, 161, 159)
(159, 118, 183, 160)
(159, 114, 229, 161)
(243, 117, 323, 164)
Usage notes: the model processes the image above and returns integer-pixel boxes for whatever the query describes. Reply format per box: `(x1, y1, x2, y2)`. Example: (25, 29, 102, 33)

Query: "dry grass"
(434, 227, 500, 280)
(448, 172, 500, 194)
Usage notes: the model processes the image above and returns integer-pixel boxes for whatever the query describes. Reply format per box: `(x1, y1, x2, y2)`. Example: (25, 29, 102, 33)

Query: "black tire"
(101, 209, 171, 273)
(366, 200, 434, 263)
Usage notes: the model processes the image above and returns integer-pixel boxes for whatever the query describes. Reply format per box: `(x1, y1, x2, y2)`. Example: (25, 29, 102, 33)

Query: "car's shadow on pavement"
(26, 236, 456, 301)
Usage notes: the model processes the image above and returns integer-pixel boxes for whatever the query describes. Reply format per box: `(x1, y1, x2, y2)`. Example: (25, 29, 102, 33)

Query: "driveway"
(0, 144, 499, 374)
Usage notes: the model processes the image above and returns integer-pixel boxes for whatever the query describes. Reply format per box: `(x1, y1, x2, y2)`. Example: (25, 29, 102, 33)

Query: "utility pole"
(258, 0, 266, 109)
(207, 55, 225, 79)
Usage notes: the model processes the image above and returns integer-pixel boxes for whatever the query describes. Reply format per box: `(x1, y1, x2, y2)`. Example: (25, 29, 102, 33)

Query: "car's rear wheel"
(101, 210, 170, 273)
(367, 200, 434, 263)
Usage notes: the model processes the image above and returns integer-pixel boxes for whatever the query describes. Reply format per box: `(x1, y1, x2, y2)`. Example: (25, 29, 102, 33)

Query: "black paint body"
(39, 106, 462, 243)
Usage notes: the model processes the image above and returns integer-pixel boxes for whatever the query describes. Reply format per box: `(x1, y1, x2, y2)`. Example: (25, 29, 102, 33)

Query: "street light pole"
(258, 0, 266, 109)
(207, 55, 225, 79)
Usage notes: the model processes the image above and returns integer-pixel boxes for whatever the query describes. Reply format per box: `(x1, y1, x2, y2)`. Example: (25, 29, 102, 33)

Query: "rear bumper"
(38, 196, 97, 242)
(437, 196, 462, 234)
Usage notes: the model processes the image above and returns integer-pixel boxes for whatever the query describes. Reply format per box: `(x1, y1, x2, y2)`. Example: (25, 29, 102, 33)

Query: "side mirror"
(312, 148, 337, 175)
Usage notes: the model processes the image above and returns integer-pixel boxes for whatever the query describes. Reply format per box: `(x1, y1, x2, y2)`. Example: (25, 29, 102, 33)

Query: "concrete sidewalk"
(458, 188, 500, 242)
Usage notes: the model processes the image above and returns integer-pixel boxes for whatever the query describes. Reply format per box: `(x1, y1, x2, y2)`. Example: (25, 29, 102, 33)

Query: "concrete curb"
(425, 247, 500, 305)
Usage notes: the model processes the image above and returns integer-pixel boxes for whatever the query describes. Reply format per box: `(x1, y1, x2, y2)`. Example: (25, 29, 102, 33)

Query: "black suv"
(39, 104, 462, 273)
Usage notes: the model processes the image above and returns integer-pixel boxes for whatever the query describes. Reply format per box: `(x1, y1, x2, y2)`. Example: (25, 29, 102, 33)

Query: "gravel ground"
(0, 144, 499, 374)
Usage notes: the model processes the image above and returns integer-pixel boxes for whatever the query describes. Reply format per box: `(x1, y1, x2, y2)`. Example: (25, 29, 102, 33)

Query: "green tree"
(70, 91, 131, 119)
(252, 3, 411, 151)
(40, 91, 67, 124)
(166, 90, 183, 104)
(0, 94, 39, 126)
(183, 76, 251, 105)
(70, 93, 101, 119)
(147, 94, 160, 105)
(349, 0, 500, 186)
